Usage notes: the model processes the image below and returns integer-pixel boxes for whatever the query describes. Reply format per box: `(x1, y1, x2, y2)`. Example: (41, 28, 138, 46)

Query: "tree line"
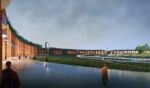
(135, 44, 150, 54)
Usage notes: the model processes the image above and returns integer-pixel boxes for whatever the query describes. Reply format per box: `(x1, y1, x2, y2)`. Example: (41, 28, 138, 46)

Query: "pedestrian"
(33, 56, 36, 60)
(18, 56, 21, 60)
(25, 55, 27, 59)
(45, 57, 48, 62)
(2, 61, 21, 88)
(101, 63, 108, 85)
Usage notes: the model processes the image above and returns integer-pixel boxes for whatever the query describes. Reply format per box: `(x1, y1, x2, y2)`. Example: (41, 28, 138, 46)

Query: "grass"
(34, 55, 150, 72)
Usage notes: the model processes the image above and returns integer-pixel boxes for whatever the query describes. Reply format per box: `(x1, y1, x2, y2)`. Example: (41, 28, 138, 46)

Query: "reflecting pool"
(3, 59, 150, 88)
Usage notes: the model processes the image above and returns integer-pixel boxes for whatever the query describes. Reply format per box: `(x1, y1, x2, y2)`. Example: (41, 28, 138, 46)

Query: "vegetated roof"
(7, 19, 42, 48)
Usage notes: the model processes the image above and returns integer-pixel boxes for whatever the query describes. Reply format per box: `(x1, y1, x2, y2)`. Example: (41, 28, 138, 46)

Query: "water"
(2, 59, 150, 88)
(77, 55, 150, 63)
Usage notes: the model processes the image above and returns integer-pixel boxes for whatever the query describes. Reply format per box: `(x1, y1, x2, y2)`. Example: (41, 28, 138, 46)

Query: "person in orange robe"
(101, 63, 108, 85)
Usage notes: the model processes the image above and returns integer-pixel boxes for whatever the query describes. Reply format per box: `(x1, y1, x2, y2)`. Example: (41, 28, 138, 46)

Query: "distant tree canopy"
(135, 44, 150, 54)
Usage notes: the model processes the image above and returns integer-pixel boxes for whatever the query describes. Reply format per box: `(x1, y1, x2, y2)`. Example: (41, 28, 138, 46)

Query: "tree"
(135, 44, 149, 54)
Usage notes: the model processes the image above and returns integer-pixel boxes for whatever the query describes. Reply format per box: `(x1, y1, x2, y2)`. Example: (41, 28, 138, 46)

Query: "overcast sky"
(6, 0, 150, 50)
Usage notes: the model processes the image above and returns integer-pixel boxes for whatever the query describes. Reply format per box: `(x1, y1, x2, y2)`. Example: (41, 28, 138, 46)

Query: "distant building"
(144, 50, 150, 54)
(109, 50, 139, 55)
(49, 48, 107, 55)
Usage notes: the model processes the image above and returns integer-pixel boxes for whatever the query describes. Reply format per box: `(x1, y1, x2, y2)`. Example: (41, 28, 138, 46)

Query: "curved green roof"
(7, 19, 42, 48)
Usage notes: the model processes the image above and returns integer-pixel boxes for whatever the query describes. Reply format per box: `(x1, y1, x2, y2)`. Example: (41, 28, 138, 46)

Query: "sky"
(6, 0, 150, 50)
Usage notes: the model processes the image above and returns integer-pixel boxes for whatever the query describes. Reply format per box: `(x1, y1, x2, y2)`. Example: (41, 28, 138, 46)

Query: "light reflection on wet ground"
(2, 58, 150, 88)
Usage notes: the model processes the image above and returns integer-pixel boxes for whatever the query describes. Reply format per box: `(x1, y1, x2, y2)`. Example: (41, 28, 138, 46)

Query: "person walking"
(18, 56, 21, 60)
(101, 63, 108, 85)
(2, 61, 20, 88)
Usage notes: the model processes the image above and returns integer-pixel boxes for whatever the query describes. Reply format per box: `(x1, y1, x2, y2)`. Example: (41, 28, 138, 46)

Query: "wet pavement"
(2, 58, 150, 88)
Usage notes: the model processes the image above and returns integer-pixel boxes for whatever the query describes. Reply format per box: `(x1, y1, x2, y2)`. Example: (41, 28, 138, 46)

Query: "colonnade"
(2, 9, 43, 60)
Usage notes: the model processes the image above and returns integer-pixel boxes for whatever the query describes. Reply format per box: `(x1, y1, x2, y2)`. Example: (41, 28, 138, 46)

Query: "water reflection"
(43, 62, 48, 68)
(43, 62, 50, 74)
(2, 59, 150, 88)
(109, 69, 150, 88)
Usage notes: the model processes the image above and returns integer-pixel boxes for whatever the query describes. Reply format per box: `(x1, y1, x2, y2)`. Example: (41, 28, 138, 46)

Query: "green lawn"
(34, 55, 150, 72)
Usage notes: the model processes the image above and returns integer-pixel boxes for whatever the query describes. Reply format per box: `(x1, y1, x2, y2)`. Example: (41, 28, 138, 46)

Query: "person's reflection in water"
(43, 62, 50, 74)
(101, 63, 108, 85)
(2, 61, 20, 88)
(44, 62, 48, 67)
(44, 57, 48, 67)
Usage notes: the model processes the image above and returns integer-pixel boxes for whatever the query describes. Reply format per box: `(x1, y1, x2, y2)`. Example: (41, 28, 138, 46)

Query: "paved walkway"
(2, 58, 150, 88)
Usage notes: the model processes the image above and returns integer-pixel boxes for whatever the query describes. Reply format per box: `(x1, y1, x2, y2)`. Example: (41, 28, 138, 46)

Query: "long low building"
(48, 48, 150, 55)
(49, 48, 107, 55)
(109, 50, 139, 55)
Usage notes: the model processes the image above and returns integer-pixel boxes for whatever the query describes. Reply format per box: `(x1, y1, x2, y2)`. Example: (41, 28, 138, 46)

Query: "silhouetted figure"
(33, 56, 36, 60)
(2, 61, 20, 88)
(18, 56, 21, 60)
(101, 64, 108, 85)
(25, 55, 27, 59)
(45, 57, 48, 62)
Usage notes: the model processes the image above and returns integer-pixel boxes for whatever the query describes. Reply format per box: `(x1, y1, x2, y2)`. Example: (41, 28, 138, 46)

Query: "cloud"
(6, 0, 150, 49)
